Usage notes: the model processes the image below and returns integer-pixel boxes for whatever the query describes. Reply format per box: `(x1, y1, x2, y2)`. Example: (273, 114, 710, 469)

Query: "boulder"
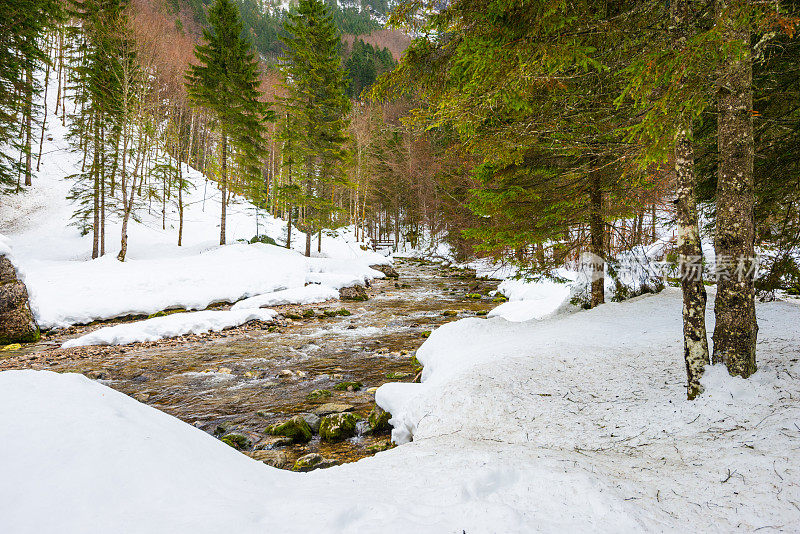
(339, 284, 368, 301)
(305, 389, 332, 401)
(292, 453, 338, 472)
(319, 412, 361, 442)
(300, 413, 321, 434)
(221, 432, 252, 450)
(265, 415, 313, 443)
(0, 255, 39, 345)
(367, 406, 392, 433)
(369, 264, 399, 279)
(249, 450, 289, 469)
(254, 435, 293, 450)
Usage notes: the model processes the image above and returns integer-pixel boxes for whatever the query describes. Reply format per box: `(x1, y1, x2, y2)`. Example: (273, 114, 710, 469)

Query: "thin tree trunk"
(589, 173, 605, 308)
(713, 0, 758, 377)
(92, 116, 100, 259)
(220, 133, 227, 245)
(24, 61, 33, 186)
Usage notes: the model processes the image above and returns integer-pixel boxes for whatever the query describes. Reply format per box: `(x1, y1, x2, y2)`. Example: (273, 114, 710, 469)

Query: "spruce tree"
(280, 0, 351, 257)
(186, 0, 267, 245)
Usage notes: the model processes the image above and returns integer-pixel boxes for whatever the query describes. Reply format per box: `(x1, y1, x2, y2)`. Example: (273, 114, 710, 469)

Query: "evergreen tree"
(280, 0, 351, 256)
(0, 0, 62, 193)
(186, 0, 267, 245)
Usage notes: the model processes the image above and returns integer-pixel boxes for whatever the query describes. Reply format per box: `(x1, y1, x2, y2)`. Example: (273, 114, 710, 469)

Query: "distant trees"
(186, 0, 268, 245)
(0, 0, 62, 192)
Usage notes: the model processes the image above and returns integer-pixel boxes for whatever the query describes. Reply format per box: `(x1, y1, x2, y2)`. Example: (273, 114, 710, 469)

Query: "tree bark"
(713, 0, 758, 377)
(220, 133, 227, 245)
(589, 173, 605, 308)
(675, 125, 710, 398)
(672, 0, 710, 399)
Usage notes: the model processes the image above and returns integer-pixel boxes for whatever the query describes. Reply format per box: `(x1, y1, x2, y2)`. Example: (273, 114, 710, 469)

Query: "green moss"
(284, 312, 302, 320)
(385, 371, 411, 380)
(323, 309, 338, 317)
(442, 310, 458, 317)
(336, 308, 351, 316)
(492, 295, 508, 302)
(302, 309, 315, 318)
(221, 433, 251, 450)
(421, 331, 431, 338)
(306, 389, 332, 401)
(476, 310, 488, 316)
(333, 381, 362, 391)
(146, 311, 167, 319)
(265, 415, 313, 443)
(367, 406, 391, 432)
(319, 412, 361, 442)
(465, 293, 482, 299)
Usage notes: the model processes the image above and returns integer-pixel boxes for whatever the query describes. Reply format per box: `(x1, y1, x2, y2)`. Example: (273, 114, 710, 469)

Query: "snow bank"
(488, 277, 573, 322)
(61, 308, 278, 347)
(0, 370, 650, 533)
(376, 290, 800, 529)
(230, 285, 339, 310)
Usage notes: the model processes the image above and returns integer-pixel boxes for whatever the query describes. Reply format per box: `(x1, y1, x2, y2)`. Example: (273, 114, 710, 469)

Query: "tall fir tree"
(280, 0, 351, 256)
(186, 0, 267, 245)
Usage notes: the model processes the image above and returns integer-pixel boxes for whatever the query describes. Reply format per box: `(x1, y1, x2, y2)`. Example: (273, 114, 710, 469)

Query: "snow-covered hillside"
(0, 70, 388, 331)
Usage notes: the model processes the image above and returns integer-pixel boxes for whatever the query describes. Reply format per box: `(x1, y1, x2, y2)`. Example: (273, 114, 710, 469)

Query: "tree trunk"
(220, 133, 227, 245)
(589, 173, 605, 308)
(24, 62, 33, 186)
(675, 124, 710, 399)
(92, 117, 100, 259)
(286, 205, 293, 249)
(713, 0, 758, 377)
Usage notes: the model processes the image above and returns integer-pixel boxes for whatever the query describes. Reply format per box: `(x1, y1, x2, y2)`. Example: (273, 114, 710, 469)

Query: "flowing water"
(0, 258, 500, 468)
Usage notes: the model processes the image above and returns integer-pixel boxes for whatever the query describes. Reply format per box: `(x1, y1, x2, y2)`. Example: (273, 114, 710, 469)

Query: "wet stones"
(319, 412, 361, 442)
(0, 254, 40, 345)
(249, 450, 289, 469)
(301, 413, 321, 434)
(332, 381, 362, 392)
(306, 389, 332, 401)
(339, 284, 368, 301)
(292, 453, 338, 472)
(265, 415, 313, 443)
(367, 406, 392, 433)
(311, 403, 354, 417)
(221, 432, 252, 450)
(254, 435, 293, 450)
(369, 264, 399, 279)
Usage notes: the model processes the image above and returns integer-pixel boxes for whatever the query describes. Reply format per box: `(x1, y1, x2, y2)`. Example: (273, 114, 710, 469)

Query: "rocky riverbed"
(0, 258, 501, 470)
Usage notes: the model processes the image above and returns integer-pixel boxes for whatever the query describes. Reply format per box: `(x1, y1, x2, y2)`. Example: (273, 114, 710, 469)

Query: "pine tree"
(280, 0, 351, 257)
(0, 0, 62, 193)
(186, 0, 267, 245)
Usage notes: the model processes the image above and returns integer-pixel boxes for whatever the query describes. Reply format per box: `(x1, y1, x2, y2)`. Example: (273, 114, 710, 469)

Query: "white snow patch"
(230, 284, 339, 310)
(61, 308, 278, 347)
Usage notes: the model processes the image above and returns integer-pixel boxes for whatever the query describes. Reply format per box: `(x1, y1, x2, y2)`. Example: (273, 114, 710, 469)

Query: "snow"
(230, 284, 339, 310)
(0, 71, 388, 331)
(61, 308, 278, 348)
(2, 290, 799, 532)
(488, 277, 573, 322)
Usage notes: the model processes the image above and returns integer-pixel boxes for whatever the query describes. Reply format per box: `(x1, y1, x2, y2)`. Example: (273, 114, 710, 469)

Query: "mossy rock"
(292, 453, 338, 472)
(492, 295, 508, 303)
(146, 311, 167, 319)
(465, 293, 482, 299)
(385, 371, 411, 380)
(250, 235, 277, 246)
(1, 343, 22, 351)
(441, 310, 458, 317)
(421, 331, 431, 338)
(323, 309, 338, 317)
(221, 433, 252, 450)
(367, 406, 391, 433)
(319, 412, 361, 442)
(265, 415, 313, 443)
(284, 312, 302, 320)
(476, 310, 488, 316)
(336, 308, 351, 316)
(302, 309, 315, 318)
(306, 389, 332, 401)
(333, 381, 362, 392)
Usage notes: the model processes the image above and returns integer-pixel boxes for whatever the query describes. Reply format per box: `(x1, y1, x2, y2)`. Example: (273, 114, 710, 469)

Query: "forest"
(0, 0, 799, 531)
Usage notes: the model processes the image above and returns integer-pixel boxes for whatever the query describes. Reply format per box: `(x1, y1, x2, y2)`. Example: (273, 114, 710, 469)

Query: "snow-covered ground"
(0, 71, 388, 331)
(2, 289, 799, 532)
